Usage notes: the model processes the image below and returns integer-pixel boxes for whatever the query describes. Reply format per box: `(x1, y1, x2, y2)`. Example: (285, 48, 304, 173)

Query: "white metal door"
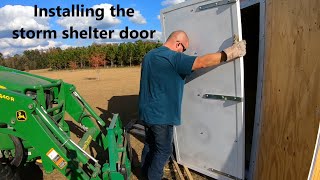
(161, 0, 244, 179)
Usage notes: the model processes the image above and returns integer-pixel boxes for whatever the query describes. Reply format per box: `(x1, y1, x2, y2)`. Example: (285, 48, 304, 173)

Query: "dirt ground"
(24, 67, 212, 180)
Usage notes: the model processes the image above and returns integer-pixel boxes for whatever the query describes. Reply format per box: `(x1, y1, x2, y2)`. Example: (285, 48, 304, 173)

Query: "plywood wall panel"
(254, 0, 320, 179)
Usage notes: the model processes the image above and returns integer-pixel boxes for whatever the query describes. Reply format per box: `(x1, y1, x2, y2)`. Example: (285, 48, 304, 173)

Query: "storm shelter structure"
(161, 0, 320, 179)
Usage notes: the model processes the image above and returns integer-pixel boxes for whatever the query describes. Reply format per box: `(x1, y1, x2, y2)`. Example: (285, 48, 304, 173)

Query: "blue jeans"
(141, 124, 173, 180)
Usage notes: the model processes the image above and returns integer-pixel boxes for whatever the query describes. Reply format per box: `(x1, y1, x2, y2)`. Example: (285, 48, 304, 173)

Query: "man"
(139, 30, 246, 179)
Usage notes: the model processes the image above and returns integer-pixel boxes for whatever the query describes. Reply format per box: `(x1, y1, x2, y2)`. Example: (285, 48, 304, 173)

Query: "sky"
(0, 0, 186, 56)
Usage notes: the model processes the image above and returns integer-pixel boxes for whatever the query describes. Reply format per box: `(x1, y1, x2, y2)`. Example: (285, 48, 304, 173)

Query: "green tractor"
(0, 66, 131, 179)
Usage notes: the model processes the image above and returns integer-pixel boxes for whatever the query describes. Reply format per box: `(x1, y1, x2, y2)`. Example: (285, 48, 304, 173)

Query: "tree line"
(0, 40, 162, 71)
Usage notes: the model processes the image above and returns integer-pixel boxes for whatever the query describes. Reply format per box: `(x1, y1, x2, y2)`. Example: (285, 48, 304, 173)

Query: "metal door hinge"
(197, 0, 237, 12)
(202, 93, 242, 102)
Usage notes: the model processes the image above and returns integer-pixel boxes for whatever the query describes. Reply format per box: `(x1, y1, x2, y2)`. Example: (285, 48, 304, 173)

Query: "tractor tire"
(0, 164, 20, 180)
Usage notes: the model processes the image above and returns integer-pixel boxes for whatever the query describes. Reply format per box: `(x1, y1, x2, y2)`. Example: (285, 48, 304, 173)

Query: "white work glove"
(223, 40, 246, 61)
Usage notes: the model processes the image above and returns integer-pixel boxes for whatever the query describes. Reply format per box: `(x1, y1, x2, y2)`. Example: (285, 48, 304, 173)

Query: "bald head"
(166, 30, 189, 43)
(164, 30, 189, 53)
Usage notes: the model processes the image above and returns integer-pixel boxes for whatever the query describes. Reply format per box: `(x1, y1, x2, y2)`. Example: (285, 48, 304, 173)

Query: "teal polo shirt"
(139, 46, 196, 125)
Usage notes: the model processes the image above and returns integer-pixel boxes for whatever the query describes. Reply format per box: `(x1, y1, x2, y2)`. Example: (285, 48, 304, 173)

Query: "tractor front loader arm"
(0, 88, 100, 179)
(0, 71, 131, 180)
(62, 83, 131, 179)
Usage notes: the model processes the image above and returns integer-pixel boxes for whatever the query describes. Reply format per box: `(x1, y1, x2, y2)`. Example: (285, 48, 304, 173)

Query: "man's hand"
(223, 40, 246, 61)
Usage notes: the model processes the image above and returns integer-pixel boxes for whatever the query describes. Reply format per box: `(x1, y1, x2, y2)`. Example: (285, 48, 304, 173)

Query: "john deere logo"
(16, 110, 27, 121)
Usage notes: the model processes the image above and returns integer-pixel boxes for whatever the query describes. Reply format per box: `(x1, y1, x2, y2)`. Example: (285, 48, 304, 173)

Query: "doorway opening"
(241, 2, 260, 172)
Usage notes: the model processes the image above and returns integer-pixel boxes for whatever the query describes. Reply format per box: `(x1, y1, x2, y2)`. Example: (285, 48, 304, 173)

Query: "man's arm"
(192, 52, 227, 70)
(192, 40, 246, 71)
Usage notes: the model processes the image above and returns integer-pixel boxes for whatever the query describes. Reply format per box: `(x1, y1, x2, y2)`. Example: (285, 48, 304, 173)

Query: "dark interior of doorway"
(241, 2, 260, 172)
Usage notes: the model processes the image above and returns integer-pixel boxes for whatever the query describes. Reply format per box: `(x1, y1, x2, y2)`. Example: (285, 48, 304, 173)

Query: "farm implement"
(0, 66, 131, 179)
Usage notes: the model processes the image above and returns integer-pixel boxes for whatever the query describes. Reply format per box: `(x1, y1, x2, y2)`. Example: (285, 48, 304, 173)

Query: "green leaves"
(1, 41, 162, 70)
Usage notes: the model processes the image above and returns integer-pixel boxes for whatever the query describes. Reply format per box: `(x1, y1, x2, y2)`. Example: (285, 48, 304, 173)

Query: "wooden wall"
(254, 0, 320, 179)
